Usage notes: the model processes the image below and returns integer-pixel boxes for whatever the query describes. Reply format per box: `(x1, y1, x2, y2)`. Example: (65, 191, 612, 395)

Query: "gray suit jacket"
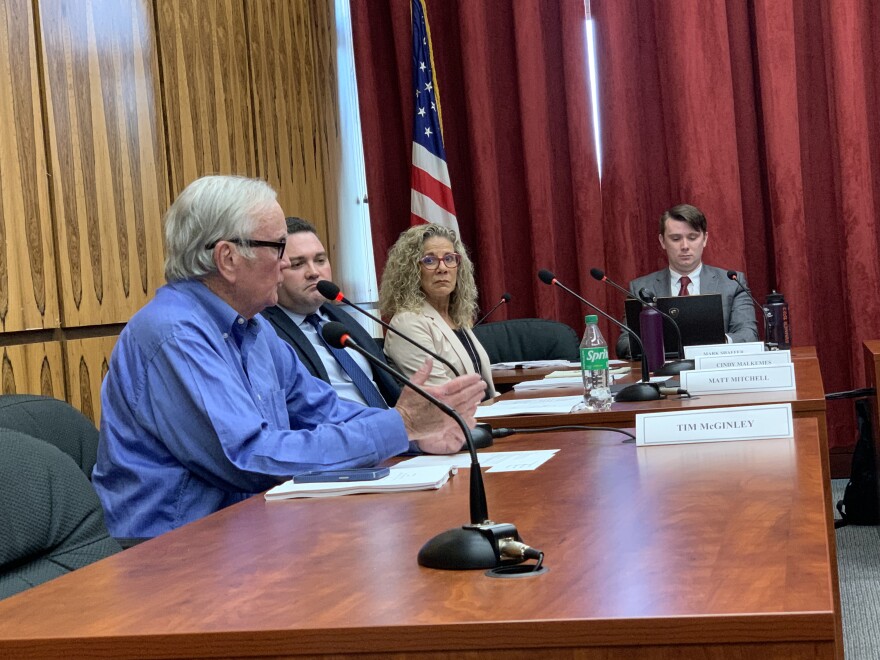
(262, 303, 401, 406)
(615, 264, 759, 358)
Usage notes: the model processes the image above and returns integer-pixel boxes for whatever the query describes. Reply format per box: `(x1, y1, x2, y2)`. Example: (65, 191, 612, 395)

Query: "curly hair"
(378, 224, 479, 328)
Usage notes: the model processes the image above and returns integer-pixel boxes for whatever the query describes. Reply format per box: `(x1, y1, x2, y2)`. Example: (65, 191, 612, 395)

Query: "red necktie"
(678, 276, 691, 296)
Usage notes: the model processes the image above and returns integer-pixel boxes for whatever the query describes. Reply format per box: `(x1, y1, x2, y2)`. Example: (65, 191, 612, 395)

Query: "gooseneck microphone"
(316, 280, 460, 377)
(637, 288, 695, 375)
(321, 322, 543, 571)
(537, 269, 661, 402)
(726, 270, 771, 347)
(475, 293, 512, 326)
(589, 268, 634, 299)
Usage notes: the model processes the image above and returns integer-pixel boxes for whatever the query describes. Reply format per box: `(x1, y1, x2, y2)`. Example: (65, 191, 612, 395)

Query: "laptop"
(623, 294, 725, 359)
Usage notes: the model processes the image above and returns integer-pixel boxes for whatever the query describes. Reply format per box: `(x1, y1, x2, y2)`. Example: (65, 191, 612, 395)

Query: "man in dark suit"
(262, 217, 401, 406)
(616, 204, 758, 357)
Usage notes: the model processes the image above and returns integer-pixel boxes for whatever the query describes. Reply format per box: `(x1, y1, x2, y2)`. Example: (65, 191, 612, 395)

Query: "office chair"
(0, 394, 99, 479)
(0, 430, 121, 600)
(472, 318, 580, 365)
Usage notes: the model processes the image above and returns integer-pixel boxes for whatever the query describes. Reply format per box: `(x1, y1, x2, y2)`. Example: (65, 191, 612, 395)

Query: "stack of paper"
(513, 375, 584, 391)
(401, 449, 559, 472)
(490, 359, 579, 370)
(475, 395, 585, 418)
(264, 465, 454, 501)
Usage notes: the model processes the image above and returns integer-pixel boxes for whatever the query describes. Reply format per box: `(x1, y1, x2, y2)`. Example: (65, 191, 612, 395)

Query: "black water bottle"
(763, 291, 791, 349)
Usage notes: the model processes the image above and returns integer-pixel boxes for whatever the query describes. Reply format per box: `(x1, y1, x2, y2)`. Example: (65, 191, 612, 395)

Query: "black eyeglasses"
(419, 253, 462, 270)
(205, 237, 287, 260)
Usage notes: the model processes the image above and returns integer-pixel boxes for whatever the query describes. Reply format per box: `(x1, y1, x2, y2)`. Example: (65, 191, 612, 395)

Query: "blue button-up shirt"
(92, 280, 408, 538)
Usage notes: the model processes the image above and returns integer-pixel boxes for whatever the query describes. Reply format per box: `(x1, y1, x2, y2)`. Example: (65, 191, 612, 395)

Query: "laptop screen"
(623, 294, 726, 359)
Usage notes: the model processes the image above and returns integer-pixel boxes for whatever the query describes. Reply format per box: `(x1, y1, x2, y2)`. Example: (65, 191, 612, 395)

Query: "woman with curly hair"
(379, 224, 496, 400)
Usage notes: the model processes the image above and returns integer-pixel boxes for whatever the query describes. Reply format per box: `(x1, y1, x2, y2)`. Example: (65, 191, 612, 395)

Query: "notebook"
(264, 465, 454, 500)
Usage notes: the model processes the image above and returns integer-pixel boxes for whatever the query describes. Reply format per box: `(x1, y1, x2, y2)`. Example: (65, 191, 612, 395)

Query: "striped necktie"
(305, 314, 388, 409)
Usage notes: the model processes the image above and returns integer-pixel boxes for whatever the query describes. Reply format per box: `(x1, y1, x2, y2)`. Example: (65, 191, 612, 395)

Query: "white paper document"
(514, 376, 584, 391)
(400, 449, 559, 472)
(515, 374, 630, 391)
(490, 359, 579, 370)
(544, 369, 583, 378)
(475, 395, 585, 418)
(264, 465, 454, 500)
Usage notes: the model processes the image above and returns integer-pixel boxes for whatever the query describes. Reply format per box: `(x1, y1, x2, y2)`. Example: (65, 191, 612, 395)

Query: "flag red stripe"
(411, 166, 456, 215)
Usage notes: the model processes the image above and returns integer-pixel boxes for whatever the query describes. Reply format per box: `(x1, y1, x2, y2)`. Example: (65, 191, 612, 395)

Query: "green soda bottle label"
(580, 346, 608, 371)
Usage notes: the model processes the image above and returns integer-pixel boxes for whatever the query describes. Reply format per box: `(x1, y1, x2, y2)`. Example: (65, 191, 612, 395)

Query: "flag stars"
(431, 101, 436, 111)
(425, 81, 433, 92)
(420, 61, 427, 72)
(425, 127, 433, 137)
(418, 107, 426, 117)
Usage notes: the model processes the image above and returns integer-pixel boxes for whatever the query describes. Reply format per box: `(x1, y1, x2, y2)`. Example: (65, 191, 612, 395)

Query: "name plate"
(680, 363, 795, 395)
(694, 350, 791, 371)
(636, 403, 794, 446)
(684, 341, 765, 359)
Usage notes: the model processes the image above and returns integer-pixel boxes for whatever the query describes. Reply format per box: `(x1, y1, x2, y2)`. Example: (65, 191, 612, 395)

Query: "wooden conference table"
(0, 421, 840, 658)
(491, 345, 818, 387)
(484, 347, 827, 447)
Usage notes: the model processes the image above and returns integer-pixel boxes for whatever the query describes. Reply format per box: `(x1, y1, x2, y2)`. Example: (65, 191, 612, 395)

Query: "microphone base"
(614, 382, 662, 402)
(471, 423, 495, 449)
(418, 522, 524, 570)
(653, 359, 695, 376)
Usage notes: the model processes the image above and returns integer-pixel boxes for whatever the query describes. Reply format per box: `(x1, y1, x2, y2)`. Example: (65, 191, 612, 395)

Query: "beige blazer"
(385, 302, 497, 398)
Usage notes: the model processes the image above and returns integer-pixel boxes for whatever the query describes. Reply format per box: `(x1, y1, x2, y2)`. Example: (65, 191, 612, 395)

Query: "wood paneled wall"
(0, 343, 64, 399)
(0, 0, 341, 424)
(0, 0, 59, 333)
(39, 0, 169, 329)
(157, 0, 256, 195)
(248, 0, 339, 241)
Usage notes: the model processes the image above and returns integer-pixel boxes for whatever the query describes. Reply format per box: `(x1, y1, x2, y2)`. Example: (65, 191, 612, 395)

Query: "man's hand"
(395, 359, 486, 454)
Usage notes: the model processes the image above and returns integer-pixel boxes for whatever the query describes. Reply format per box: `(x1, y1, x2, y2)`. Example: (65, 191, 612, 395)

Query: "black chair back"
(0, 395, 99, 479)
(0, 431, 120, 600)
(472, 318, 580, 364)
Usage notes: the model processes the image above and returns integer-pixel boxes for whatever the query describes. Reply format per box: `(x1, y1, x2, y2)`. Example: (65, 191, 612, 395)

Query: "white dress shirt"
(279, 307, 374, 406)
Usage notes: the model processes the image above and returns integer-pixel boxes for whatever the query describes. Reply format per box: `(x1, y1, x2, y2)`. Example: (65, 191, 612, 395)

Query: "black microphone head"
(321, 321, 350, 349)
(501, 292, 512, 303)
(589, 267, 605, 281)
(638, 288, 656, 304)
(537, 269, 556, 285)
(726, 270, 738, 281)
(316, 280, 341, 301)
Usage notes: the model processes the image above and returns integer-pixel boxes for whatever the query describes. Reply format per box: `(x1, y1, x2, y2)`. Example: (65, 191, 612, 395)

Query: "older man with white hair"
(93, 175, 485, 539)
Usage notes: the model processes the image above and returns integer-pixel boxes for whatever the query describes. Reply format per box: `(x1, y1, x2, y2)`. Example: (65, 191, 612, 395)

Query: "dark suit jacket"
(615, 264, 759, 358)
(262, 304, 401, 406)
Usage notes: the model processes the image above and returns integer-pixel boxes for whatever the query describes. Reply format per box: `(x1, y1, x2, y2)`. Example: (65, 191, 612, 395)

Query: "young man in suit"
(262, 217, 400, 407)
(616, 204, 758, 358)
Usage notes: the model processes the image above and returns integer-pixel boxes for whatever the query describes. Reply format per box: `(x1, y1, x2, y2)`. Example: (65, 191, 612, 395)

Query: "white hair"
(164, 175, 278, 282)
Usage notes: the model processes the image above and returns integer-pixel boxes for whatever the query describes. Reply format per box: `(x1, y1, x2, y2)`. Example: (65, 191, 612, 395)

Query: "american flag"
(410, 0, 458, 231)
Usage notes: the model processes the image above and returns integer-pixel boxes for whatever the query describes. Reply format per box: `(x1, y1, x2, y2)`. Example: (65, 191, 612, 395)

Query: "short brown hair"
(285, 216, 317, 235)
(659, 204, 707, 235)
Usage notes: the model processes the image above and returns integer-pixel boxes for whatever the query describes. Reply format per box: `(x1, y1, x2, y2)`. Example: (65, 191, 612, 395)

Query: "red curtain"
(350, 0, 606, 333)
(593, 0, 880, 451)
(352, 0, 880, 452)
